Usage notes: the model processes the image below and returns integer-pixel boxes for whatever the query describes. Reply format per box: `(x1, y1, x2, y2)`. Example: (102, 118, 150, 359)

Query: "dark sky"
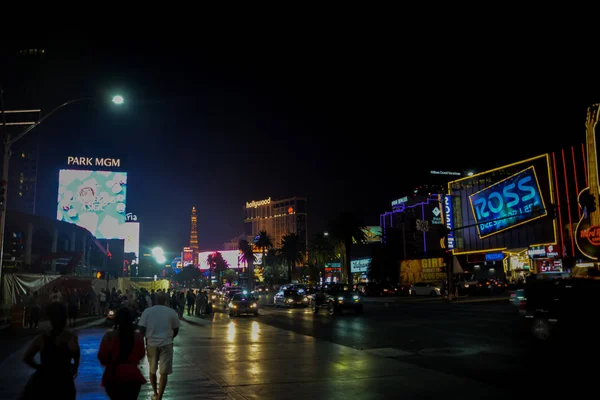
(1, 32, 599, 254)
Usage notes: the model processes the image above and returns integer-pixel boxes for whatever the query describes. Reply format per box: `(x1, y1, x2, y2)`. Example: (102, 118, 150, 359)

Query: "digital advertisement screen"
(57, 169, 127, 239)
(182, 247, 194, 266)
(198, 250, 242, 270)
(469, 166, 546, 238)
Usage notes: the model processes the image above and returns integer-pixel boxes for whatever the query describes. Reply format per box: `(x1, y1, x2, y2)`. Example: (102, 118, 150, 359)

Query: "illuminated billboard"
(123, 222, 140, 264)
(360, 226, 382, 243)
(198, 250, 242, 270)
(448, 154, 556, 254)
(182, 247, 194, 267)
(469, 166, 546, 238)
(57, 169, 127, 239)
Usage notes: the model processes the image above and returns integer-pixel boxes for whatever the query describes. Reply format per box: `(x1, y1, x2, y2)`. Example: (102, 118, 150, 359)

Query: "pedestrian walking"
(28, 291, 41, 329)
(186, 290, 196, 316)
(100, 289, 108, 315)
(138, 292, 180, 400)
(98, 307, 146, 399)
(19, 302, 80, 399)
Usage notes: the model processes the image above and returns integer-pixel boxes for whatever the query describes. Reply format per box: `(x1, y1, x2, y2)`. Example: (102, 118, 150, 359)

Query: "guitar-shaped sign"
(575, 103, 600, 259)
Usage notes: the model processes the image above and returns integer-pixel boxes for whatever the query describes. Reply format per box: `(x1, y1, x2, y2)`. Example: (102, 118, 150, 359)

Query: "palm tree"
(329, 212, 367, 287)
(207, 251, 229, 285)
(279, 233, 305, 283)
(255, 230, 273, 274)
(310, 232, 336, 269)
(238, 239, 256, 291)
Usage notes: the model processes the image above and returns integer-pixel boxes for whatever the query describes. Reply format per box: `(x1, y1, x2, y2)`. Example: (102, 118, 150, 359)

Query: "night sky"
(1, 33, 599, 254)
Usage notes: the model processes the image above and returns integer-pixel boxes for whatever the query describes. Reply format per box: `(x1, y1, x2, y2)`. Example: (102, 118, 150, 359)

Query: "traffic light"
(95, 271, 106, 280)
(0, 180, 6, 210)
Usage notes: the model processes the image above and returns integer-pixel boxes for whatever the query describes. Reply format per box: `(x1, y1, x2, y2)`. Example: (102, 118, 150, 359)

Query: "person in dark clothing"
(28, 291, 41, 329)
(186, 290, 196, 316)
(20, 303, 80, 399)
(67, 289, 80, 327)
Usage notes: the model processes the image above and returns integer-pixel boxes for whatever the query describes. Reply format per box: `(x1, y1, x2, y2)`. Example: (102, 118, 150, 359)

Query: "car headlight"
(108, 310, 115, 316)
(286, 298, 293, 303)
(250, 303, 257, 308)
(353, 295, 359, 300)
(232, 305, 237, 309)
(303, 297, 308, 301)
(464, 284, 469, 288)
(337, 296, 344, 301)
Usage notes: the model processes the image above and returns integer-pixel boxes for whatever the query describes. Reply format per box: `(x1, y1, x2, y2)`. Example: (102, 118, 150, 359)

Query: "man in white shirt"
(138, 292, 180, 400)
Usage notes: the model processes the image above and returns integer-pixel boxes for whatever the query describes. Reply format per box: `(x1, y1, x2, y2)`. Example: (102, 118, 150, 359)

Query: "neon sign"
(443, 195, 455, 249)
(246, 197, 271, 208)
(67, 156, 121, 167)
(469, 166, 546, 238)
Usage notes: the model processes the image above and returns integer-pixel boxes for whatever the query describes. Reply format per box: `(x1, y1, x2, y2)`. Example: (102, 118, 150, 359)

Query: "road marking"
(364, 347, 414, 357)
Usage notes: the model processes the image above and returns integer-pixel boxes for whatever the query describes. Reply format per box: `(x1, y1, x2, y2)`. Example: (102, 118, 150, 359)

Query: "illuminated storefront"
(446, 154, 558, 282)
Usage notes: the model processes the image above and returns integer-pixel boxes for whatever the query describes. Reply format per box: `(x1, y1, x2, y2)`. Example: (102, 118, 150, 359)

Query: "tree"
(329, 212, 367, 287)
(263, 250, 287, 285)
(177, 265, 201, 286)
(279, 233, 305, 283)
(255, 230, 274, 276)
(238, 239, 257, 290)
(309, 232, 336, 279)
(206, 251, 229, 285)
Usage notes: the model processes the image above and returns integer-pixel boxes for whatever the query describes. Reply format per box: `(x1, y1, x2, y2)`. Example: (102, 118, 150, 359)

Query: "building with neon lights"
(446, 154, 562, 283)
(380, 194, 447, 259)
(244, 196, 307, 251)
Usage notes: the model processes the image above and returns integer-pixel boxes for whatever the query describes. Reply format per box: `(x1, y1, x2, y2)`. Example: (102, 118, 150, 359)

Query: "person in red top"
(98, 307, 146, 399)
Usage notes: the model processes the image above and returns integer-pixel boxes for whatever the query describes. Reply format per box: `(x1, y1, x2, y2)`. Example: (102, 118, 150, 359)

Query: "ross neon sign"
(246, 197, 271, 208)
(469, 166, 546, 238)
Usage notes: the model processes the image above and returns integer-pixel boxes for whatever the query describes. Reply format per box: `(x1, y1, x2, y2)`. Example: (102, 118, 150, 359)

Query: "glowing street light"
(156, 255, 167, 264)
(112, 95, 124, 105)
(151, 247, 164, 258)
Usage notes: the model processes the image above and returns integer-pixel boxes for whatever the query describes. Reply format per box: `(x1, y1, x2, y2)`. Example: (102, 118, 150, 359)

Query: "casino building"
(244, 196, 308, 251)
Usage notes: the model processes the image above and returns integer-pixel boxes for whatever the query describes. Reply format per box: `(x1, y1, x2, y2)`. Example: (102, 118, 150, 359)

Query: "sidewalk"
(0, 311, 509, 399)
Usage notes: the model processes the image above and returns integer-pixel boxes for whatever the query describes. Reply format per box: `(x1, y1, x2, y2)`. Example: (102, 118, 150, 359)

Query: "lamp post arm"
(7, 97, 91, 147)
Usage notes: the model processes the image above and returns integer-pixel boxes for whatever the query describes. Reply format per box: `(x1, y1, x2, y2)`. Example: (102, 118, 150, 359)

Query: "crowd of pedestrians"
(18, 285, 202, 399)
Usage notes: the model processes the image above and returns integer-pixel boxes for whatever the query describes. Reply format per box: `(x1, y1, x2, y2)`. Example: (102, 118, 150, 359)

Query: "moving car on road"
(274, 289, 309, 308)
(228, 292, 259, 317)
(311, 285, 363, 315)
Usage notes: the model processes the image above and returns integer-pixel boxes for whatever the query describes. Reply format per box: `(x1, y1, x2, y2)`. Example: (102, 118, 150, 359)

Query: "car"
(223, 288, 243, 309)
(311, 285, 363, 315)
(274, 289, 310, 307)
(228, 292, 259, 317)
(253, 285, 269, 295)
(409, 282, 441, 296)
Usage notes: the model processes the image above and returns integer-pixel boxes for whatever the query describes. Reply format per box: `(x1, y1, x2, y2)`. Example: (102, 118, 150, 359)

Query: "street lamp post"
(0, 94, 124, 288)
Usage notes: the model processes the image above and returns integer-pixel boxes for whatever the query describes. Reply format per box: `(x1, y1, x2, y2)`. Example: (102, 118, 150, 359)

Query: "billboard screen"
(469, 166, 546, 238)
(182, 247, 194, 267)
(123, 222, 139, 264)
(57, 169, 127, 239)
(448, 155, 556, 254)
(399, 258, 447, 286)
(198, 250, 242, 270)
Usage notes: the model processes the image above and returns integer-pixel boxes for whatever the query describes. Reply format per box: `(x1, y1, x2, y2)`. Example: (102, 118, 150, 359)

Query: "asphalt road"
(232, 293, 579, 393)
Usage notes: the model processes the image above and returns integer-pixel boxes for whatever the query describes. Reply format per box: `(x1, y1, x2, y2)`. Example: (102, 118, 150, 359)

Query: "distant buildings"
(7, 144, 38, 215)
(244, 196, 307, 250)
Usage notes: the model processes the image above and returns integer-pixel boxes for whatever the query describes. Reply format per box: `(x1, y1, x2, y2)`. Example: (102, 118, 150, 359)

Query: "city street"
(0, 297, 568, 399)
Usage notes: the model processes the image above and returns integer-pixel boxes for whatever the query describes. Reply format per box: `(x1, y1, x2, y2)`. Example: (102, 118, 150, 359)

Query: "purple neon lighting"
(380, 194, 440, 252)
(421, 202, 427, 252)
